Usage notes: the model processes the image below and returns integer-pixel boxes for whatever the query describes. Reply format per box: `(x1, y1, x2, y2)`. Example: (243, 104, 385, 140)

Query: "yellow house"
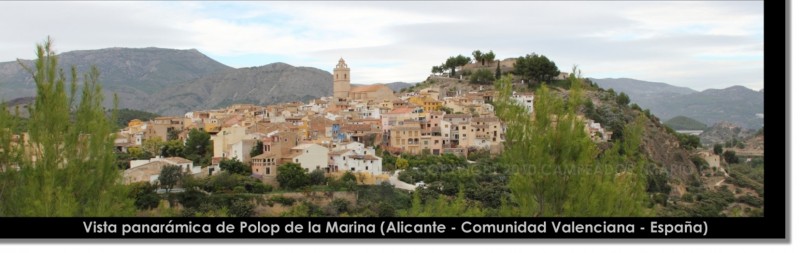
(409, 95, 442, 113)
(127, 119, 144, 129)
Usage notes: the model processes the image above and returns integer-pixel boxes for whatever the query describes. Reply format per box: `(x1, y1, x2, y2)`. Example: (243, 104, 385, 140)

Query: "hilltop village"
(115, 58, 614, 188)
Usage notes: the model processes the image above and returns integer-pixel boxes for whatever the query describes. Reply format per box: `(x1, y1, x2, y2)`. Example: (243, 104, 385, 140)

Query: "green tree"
(277, 163, 309, 190)
(142, 137, 164, 156)
(308, 169, 327, 185)
(469, 69, 495, 85)
(616, 92, 631, 106)
(183, 128, 212, 166)
(129, 182, 160, 210)
(493, 71, 647, 217)
(676, 133, 701, 150)
(483, 50, 496, 65)
(250, 140, 264, 158)
(495, 61, 502, 79)
(713, 144, 723, 155)
(472, 50, 483, 65)
(513, 53, 560, 86)
(159, 165, 183, 193)
(723, 150, 739, 164)
(431, 65, 444, 75)
(167, 128, 180, 141)
(161, 139, 184, 157)
(442, 54, 471, 77)
(114, 108, 160, 128)
(396, 157, 409, 170)
(219, 158, 251, 175)
(400, 189, 485, 217)
(0, 37, 134, 216)
(228, 199, 255, 217)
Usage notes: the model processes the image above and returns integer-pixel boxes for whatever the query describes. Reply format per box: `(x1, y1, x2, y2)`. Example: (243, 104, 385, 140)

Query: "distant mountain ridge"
(0, 47, 232, 110)
(385, 82, 415, 92)
(590, 78, 763, 130)
(664, 116, 707, 131)
(148, 62, 333, 116)
(0, 48, 338, 116)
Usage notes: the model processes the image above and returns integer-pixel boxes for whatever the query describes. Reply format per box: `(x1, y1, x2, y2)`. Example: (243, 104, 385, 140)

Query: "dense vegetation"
(0, 38, 135, 216)
(113, 108, 160, 128)
(513, 53, 560, 88)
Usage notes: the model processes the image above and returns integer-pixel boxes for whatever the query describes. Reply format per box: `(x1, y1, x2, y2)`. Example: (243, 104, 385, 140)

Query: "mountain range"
(148, 62, 331, 116)
(590, 78, 764, 130)
(0, 47, 232, 110)
(1, 48, 764, 127)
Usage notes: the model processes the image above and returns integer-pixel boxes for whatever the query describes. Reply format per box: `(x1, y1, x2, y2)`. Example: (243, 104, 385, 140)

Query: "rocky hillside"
(148, 63, 332, 116)
(582, 86, 700, 196)
(591, 78, 763, 130)
(0, 47, 232, 110)
(699, 121, 755, 147)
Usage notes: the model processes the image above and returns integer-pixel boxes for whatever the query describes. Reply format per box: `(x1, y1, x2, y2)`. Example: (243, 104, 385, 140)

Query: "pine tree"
(493, 70, 648, 217)
(0, 37, 135, 216)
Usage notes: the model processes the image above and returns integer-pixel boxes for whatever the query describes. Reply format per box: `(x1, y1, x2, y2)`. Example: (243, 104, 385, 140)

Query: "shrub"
(271, 196, 296, 206)
(309, 169, 327, 185)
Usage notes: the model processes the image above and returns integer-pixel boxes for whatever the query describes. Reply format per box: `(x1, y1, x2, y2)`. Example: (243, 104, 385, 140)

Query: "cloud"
(0, 1, 764, 91)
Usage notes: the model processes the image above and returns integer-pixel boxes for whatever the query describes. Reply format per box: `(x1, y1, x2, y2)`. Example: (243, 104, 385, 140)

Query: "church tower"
(333, 58, 351, 99)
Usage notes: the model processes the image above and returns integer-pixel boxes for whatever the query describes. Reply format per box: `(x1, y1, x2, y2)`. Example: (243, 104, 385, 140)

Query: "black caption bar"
(0, 217, 784, 239)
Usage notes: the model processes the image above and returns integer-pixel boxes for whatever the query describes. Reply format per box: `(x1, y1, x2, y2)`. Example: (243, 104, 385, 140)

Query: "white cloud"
(0, 1, 764, 91)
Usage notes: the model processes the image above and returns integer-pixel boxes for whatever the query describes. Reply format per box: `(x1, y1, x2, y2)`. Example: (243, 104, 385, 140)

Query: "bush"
(469, 69, 495, 84)
(723, 150, 739, 164)
(327, 198, 350, 215)
(277, 163, 309, 190)
(271, 196, 296, 206)
(228, 199, 255, 217)
(249, 182, 272, 194)
(309, 169, 327, 185)
(737, 195, 763, 207)
(129, 182, 160, 210)
(219, 158, 251, 175)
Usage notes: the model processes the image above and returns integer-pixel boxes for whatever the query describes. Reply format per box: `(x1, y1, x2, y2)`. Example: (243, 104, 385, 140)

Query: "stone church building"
(332, 58, 396, 102)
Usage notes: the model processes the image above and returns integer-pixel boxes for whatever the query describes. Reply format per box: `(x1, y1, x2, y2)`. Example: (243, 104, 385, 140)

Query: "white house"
(229, 139, 258, 164)
(511, 92, 535, 113)
(125, 156, 198, 184)
(287, 143, 329, 173)
(328, 141, 382, 175)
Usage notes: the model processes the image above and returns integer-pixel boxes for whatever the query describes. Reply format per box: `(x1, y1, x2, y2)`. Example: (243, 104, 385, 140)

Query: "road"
(387, 170, 417, 191)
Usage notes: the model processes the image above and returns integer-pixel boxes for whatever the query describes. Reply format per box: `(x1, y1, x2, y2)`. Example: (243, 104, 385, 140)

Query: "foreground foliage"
(0, 38, 135, 216)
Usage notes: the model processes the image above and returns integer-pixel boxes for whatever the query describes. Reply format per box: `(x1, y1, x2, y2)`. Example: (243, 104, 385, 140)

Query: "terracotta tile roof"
(388, 107, 414, 114)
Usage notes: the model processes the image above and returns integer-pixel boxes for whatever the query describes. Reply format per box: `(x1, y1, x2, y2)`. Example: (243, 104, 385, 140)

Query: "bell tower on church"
(333, 58, 351, 99)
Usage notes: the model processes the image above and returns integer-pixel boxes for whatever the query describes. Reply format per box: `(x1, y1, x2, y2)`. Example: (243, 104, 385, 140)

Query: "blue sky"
(0, 1, 764, 91)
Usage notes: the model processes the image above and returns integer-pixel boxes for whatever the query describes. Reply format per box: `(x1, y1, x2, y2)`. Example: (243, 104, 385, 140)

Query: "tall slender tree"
(0, 37, 134, 216)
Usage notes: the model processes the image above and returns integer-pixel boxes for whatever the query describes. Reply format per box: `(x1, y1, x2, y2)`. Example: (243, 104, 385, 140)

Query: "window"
(266, 168, 270, 174)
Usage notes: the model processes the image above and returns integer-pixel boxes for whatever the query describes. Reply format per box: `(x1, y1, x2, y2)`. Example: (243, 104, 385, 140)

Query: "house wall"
(291, 144, 329, 173)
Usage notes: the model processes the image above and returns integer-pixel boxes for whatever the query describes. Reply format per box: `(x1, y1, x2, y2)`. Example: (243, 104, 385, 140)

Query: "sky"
(0, 1, 764, 91)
